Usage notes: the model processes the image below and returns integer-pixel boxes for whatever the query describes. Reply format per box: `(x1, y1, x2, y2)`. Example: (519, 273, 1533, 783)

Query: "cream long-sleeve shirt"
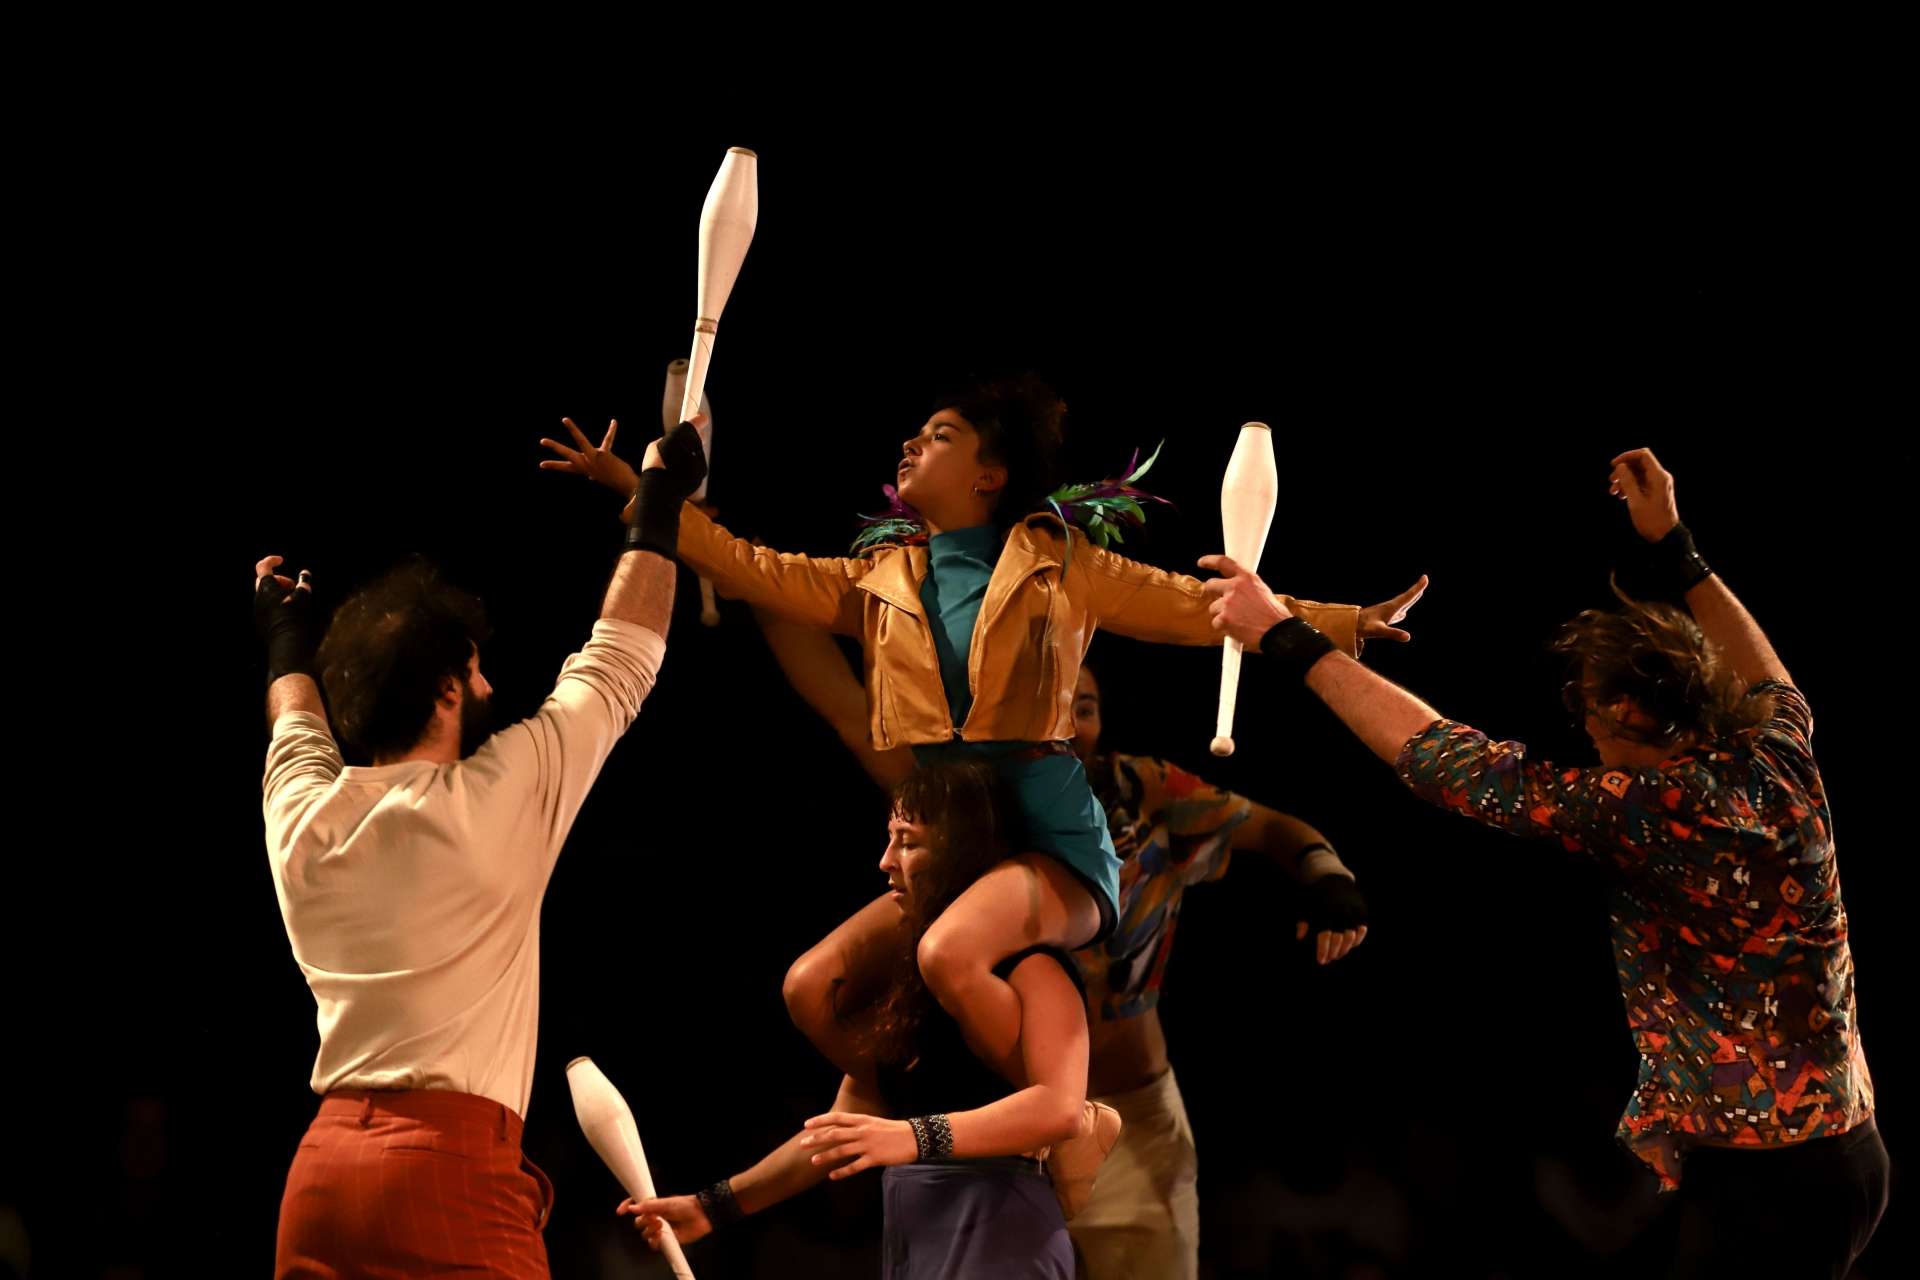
(261, 619, 665, 1119)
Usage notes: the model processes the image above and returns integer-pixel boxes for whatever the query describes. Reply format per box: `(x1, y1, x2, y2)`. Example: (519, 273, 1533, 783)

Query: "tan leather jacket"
(679, 505, 1361, 750)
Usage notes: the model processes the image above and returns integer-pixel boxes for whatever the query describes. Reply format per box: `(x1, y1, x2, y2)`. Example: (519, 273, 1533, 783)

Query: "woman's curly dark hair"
(935, 372, 1067, 531)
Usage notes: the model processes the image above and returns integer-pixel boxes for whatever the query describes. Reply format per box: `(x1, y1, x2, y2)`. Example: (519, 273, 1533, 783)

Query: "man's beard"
(458, 682, 494, 758)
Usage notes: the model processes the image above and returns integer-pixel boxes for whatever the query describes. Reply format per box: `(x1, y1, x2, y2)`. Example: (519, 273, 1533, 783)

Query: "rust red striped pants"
(275, 1089, 554, 1278)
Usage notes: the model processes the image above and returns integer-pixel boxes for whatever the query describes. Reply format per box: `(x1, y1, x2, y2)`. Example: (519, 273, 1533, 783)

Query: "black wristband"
(624, 469, 689, 561)
(1258, 617, 1336, 682)
(695, 1178, 745, 1229)
(1646, 523, 1713, 596)
(908, 1114, 953, 1161)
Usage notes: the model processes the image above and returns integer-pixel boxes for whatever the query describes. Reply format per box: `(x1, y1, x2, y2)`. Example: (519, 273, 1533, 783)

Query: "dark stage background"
(13, 126, 1906, 1277)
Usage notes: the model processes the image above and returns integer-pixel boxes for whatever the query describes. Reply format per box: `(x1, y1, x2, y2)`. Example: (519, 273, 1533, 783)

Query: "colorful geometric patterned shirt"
(1071, 753, 1253, 1021)
(1395, 681, 1873, 1189)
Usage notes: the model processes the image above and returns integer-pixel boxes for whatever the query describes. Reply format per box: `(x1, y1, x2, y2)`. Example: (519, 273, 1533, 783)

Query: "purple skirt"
(881, 1157, 1071, 1278)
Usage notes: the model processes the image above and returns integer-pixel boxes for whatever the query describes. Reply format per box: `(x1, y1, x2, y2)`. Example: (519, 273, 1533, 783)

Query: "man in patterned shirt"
(1203, 448, 1887, 1279)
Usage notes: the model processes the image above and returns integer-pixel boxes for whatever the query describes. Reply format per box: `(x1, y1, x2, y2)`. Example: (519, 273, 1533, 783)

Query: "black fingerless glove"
(255, 574, 323, 686)
(1300, 867, 1368, 935)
